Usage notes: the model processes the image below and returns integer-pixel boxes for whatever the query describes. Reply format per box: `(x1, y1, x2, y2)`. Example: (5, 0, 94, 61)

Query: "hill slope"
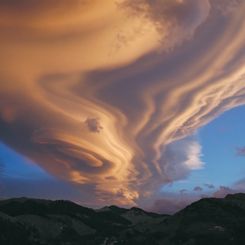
(1, 194, 245, 244)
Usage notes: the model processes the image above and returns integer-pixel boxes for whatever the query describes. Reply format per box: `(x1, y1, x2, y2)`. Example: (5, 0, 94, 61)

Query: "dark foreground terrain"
(1, 194, 245, 245)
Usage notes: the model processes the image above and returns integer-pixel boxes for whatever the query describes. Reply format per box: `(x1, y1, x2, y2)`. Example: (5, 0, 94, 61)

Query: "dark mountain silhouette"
(1, 194, 245, 244)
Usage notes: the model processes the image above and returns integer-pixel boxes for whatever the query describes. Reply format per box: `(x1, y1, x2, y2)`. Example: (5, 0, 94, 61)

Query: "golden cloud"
(0, 0, 244, 206)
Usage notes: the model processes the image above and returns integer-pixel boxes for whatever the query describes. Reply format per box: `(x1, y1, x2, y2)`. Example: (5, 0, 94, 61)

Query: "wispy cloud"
(236, 147, 245, 157)
(204, 183, 215, 189)
(213, 186, 235, 198)
(180, 189, 188, 194)
(193, 186, 203, 192)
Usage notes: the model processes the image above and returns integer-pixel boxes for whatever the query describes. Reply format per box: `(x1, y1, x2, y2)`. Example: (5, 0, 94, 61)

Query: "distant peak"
(225, 193, 245, 200)
(1, 197, 51, 204)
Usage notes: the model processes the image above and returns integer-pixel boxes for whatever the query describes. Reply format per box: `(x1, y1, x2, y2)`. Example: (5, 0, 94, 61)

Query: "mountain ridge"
(1, 193, 245, 244)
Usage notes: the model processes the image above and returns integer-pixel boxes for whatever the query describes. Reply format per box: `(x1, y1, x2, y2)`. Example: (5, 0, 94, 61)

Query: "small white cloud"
(163, 137, 204, 182)
(193, 186, 203, 192)
(84, 117, 103, 133)
(180, 189, 187, 194)
(213, 186, 234, 198)
(183, 140, 204, 170)
(204, 183, 215, 189)
(236, 147, 245, 157)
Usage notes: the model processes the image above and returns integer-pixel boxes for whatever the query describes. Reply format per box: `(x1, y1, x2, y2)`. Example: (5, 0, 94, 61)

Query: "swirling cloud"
(0, 0, 244, 206)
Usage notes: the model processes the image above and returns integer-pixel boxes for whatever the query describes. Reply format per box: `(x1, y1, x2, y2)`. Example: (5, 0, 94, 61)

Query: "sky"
(163, 105, 245, 191)
(0, 0, 245, 213)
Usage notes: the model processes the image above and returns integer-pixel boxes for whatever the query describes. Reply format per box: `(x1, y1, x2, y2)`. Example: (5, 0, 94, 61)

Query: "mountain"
(1, 194, 245, 244)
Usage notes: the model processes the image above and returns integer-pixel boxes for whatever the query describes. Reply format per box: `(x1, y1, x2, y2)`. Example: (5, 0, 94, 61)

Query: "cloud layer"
(0, 0, 245, 206)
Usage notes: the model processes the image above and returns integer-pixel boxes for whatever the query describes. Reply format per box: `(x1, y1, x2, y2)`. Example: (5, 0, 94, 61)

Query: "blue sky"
(0, 143, 51, 181)
(163, 105, 245, 193)
(0, 142, 86, 203)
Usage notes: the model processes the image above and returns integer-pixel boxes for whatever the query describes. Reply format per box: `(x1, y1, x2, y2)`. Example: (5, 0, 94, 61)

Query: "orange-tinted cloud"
(0, 0, 244, 206)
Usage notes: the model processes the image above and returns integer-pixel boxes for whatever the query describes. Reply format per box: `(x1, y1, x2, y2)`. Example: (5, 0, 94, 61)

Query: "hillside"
(1, 194, 245, 244)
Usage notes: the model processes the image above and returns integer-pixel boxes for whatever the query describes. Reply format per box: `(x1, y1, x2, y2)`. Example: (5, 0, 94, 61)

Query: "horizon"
(1, 192, 245, 215)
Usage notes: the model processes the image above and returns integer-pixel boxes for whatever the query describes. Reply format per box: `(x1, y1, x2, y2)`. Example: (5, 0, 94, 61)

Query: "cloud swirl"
(0, 0, 244, 206)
